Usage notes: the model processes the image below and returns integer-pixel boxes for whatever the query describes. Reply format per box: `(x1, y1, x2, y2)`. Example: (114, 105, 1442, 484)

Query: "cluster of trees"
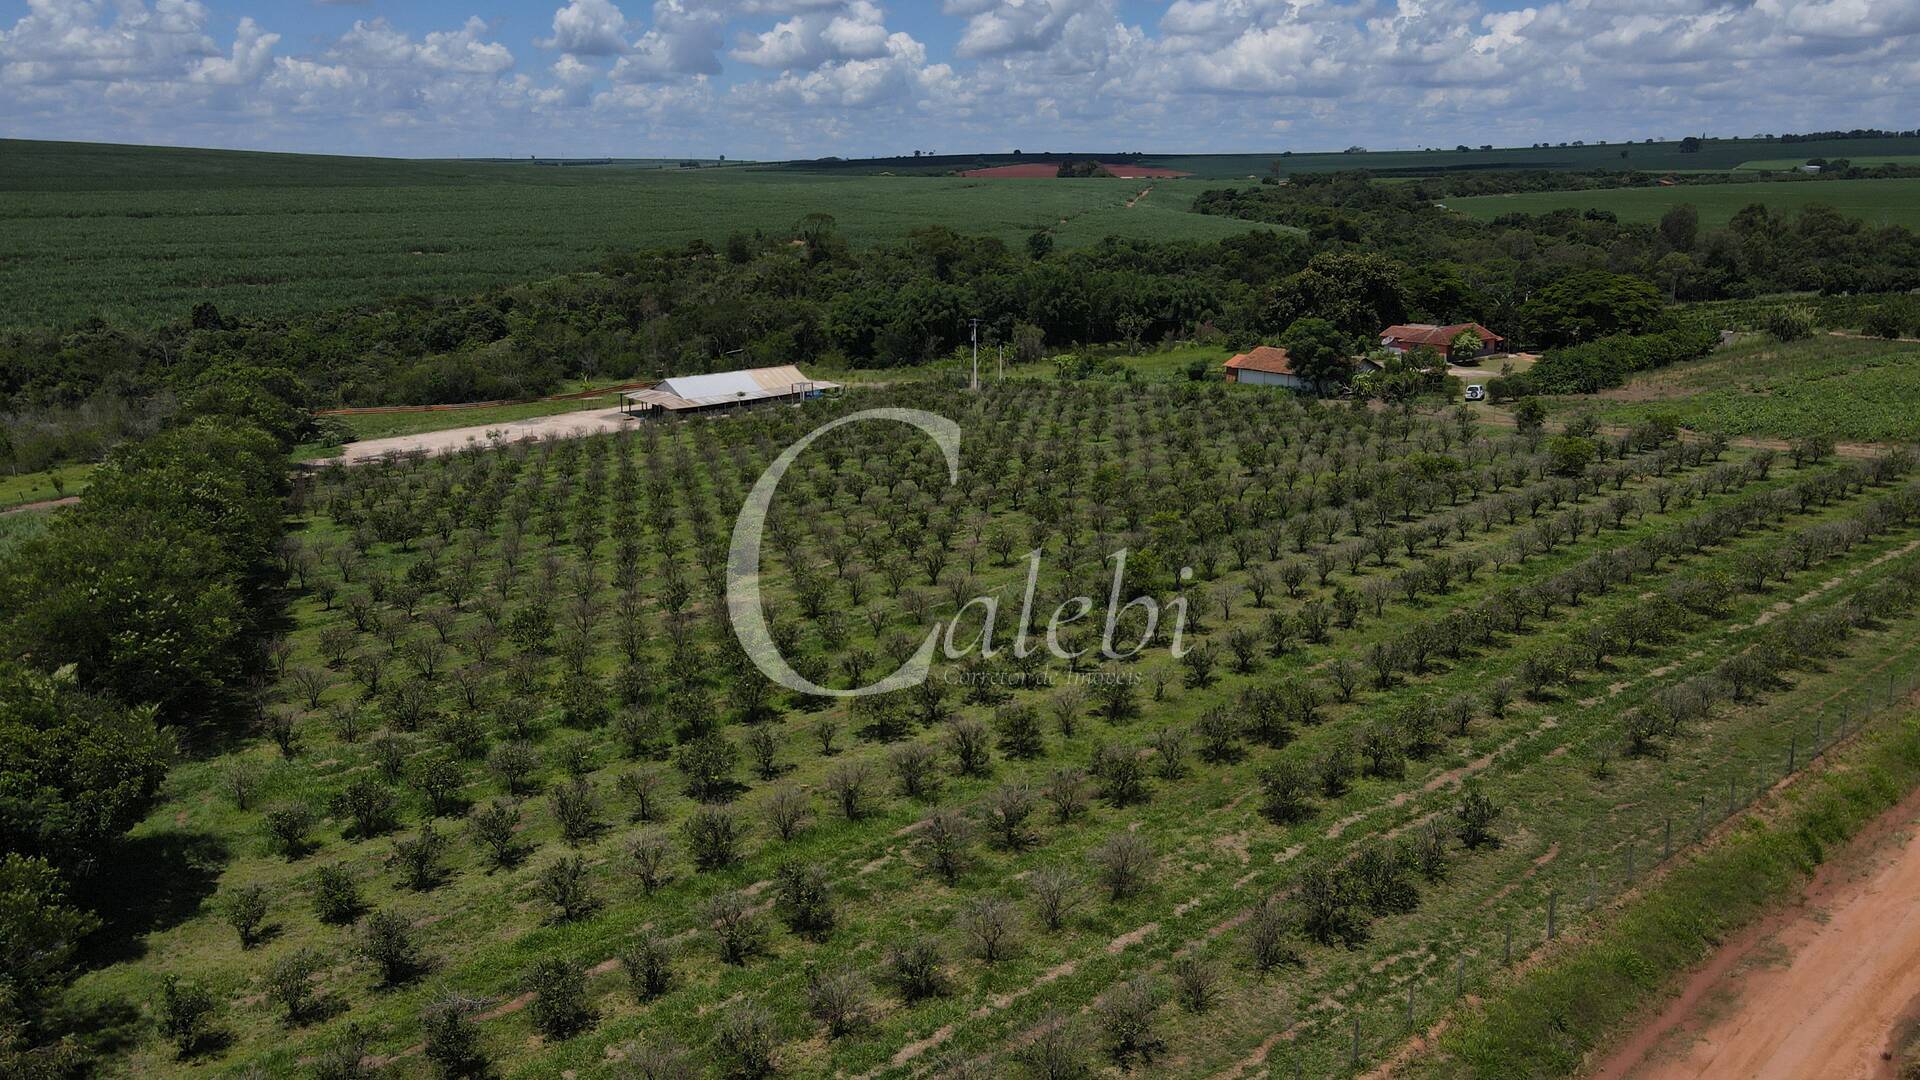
(1196, 171, 1920, 311)
(0, 375, 295, 1071)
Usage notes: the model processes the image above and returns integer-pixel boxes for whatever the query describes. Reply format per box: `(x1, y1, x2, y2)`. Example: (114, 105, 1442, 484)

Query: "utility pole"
(998, 344, 1005, 382)
(969, 318, 982, 391)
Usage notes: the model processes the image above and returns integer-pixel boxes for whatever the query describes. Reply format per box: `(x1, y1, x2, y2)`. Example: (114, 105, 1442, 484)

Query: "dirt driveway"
(321, 406, 638, 465)
(1588, 786, 1920, 1080)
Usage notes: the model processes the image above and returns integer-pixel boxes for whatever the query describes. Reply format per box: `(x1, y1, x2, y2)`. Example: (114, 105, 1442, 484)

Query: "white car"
(1465, 384, 1485, 401)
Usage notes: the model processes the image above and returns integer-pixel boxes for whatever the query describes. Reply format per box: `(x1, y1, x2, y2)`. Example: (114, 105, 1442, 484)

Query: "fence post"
(1352, 1013, 1361, 1067)
(1788, 734, 1797, 774)
(1547, 893, 1558, 940)
(1504, 923, 1513, 965)
(1727, 775, 1735, 815)
(1663, 817, 1672, 860)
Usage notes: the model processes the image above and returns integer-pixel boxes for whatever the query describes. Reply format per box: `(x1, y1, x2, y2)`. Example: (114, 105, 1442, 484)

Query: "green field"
(0, 140, 1282, 329)
(59, 376, 1920, 1078)
(1445, 176, 1920, 229)
(782, 136, 1920, 180)
(1737, 155, 1920, 170)
(1573, 334, 1920, 442)
(0, 460, 96, 509)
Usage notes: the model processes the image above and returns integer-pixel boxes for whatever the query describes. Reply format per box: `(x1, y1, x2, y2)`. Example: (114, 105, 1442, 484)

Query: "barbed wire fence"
(1261, 654, 1920, 1078)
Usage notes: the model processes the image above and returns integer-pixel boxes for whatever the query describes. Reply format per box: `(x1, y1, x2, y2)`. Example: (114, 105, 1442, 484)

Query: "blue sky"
(3, 1, 1916, 160)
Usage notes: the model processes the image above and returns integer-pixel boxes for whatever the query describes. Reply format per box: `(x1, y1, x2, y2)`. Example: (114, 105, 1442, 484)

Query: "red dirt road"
(1588, 785, 1920, 1080)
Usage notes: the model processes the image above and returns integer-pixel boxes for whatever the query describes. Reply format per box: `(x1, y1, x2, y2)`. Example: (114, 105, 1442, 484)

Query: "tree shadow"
(75, 830, 230, 967)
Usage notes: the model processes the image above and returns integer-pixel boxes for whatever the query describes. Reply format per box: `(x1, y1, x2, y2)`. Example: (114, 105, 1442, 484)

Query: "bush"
(264, 803, 317, 858)
(773, 860, 836, 940)
(159, 974, 219, 1056)
(333, 777, 401, 839)
(311, 864, 364, 925)
(1090, 833, 1154, 901)
(1524, 326, 1718, 394)
(1764, 304, 1816, 342)
(621, 929, 674, 1000)
(357, 909, 425, 987)
(421, 993, 491, 1079)
(467, 798, 525, 869)
(885, 936, 949, 1002)
(524, 957, 595, 1039)
(806, 965, 871, 1038)
(710, 1002, 780, 1080)
(388, 822, 451, 891)
(1096, 976, 1165, 1066)
(535, 854, 599, 923)
(224, 883, 271, 948)
(704, 890, 770, 966)
(265, 948, 325, 1025)
(682, 806, 744, 871)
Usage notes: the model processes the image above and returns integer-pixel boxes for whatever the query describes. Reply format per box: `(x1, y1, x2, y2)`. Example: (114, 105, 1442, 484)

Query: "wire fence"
(1263, 654, 1920, 1077)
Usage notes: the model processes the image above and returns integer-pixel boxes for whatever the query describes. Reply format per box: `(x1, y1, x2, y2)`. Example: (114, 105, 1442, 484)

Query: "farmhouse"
(1378, 322, 1505, 360)
(1224, 345, 1313, 391)
(620, 364, 839, 416)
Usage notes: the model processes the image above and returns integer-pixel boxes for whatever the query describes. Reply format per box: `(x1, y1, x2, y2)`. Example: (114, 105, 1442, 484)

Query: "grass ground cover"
(1737, 155, 1920, 170)
(0, 141, 1277, 329)
(1567, 334, 1920, 442)
(0, 460, 95, 508)
(62, 380, 1920, 1078)
(1445, 177, 1920, 230)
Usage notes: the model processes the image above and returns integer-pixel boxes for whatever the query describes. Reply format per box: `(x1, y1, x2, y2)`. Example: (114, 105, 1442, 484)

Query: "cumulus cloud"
(0, 0, 1916, 161)
(540, 0, 631, 56)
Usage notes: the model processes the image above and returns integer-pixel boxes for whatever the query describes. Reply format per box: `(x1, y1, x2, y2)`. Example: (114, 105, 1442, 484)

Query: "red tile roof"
(1224, 345, 1297, 375)
(1379, 322, 1504, 348)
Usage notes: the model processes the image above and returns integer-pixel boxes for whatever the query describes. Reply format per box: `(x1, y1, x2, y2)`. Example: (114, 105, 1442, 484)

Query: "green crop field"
(1737, 155, 1920, 170)
(1571, 334, 1920, 442)
(0, 140, 1282, 330)
(1444, 176, 1920, 229)
(783, 136, 1920, 180)
(57, 379, 1920, 1078)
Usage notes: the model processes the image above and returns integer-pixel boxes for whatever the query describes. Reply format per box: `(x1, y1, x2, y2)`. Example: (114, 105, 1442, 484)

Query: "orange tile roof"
(1379, 322, 1504, 348)
(1224, 345, 1297, 375)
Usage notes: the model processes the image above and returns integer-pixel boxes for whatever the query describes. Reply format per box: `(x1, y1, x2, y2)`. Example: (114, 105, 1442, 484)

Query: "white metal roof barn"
(620, 365, 840, 414)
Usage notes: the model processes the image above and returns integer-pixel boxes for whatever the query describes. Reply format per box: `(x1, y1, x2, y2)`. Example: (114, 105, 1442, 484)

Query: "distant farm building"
(1224, 346, 1313, 391)
(1378, 323, 1505, 360)
(621, 365, 839, 416)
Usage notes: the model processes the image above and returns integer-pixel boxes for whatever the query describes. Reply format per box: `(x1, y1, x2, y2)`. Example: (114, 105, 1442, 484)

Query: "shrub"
(1764, 304, 1816, 342)
(1245, 895, 1299, 972)
(763, 784, 811, 842)
(535, 854, 599, 923)
(710, 1002, 780, 1080)
(705, 890, 770, 966)
(1014, 1014, 1092, 1080)
(885, 936, 949, 1002)
(159, 974, 218, 1056)
(1169, 951, 1221, 1013)
(264, 802, 317, 858)
(487, 740, 541, 795)
(616, 765, 672, 822)
(1096, 976, 1165, 1066)
(524, 956, 595, 1039)
(676, 732, 740, 802)
(773, 860, 836, 940)
(682, 806, 745, 871)
(621, 930, 674, 1000)
(805, 965, 871, 1038)
(920, 808, 973, 884)
(311, 864, 363, 925)
(333, 777, 401, 839)
(420, 993, 491, 1079)
(1090, 833, 1154, 901)
(547, 778, 604, 846)
(387, 822, 451, 891)
(620, 1036, 695, 1080)
(467, 798, 525, 869)
(1028, 866, 1084, 931)
(957, 896, 1017, 963)
(265, 948, 325, 1025)
(225, 883, 271, 948)
(358, 909, 425, 987)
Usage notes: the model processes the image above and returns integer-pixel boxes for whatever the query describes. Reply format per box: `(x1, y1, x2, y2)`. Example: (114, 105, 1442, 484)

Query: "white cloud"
(731, 2, 891, 68)
(540, 0, 631, 56)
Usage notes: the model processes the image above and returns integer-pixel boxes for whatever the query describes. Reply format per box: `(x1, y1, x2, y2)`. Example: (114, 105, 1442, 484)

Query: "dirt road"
(1587, 785, 1920, 1080)
(321, 406, 638, 465)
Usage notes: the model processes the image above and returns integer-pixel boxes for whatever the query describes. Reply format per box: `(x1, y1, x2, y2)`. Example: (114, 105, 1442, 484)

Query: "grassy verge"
(1414, 702, 1920, 1078)
(0, 460, 95, 508)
